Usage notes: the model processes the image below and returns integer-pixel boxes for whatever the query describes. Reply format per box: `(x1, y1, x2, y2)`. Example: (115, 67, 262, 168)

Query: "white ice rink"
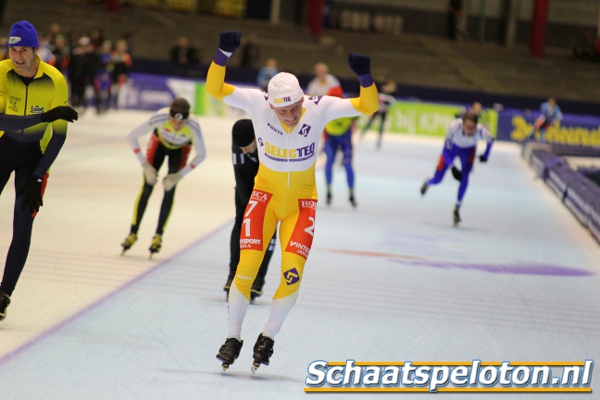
(1, 110, 599, 399)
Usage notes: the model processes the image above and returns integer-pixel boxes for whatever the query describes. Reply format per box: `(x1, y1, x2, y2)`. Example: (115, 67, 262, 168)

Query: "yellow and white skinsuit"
(207, 62, 378, 339)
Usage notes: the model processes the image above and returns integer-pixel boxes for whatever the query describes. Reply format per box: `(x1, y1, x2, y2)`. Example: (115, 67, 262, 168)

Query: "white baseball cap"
(267, 72, 304, 108)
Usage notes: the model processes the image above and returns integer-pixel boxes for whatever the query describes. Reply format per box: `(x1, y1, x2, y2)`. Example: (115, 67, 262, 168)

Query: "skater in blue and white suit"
(420, 111, 494, 225)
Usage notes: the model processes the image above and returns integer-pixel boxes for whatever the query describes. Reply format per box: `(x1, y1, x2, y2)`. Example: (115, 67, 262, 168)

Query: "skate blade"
(221, 363, 230, 374)
(251, 361, 260, 375)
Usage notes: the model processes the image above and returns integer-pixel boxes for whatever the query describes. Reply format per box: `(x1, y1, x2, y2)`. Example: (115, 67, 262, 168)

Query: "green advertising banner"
(361, 101, 498, 137)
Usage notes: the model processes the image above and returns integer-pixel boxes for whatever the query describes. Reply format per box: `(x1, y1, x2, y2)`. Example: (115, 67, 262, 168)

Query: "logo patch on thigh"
(283, 268, 300, 285)
(285, 199, 317, 259)
(240, 190, 272, 251)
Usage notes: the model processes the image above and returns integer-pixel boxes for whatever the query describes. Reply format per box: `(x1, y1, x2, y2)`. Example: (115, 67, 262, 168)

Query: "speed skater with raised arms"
(206, 30, 378, 373)
(120, 97, 206, 258)
(0, 20, 78, 321)
(420, 111, 494, 226)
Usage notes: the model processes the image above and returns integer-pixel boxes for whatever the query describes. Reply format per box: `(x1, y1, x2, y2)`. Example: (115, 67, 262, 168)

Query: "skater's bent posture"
(120, 98, 206, 256)
(0, 20, 79, 321)
(420, 111, 494, 225)
(207, 31, 378, 372)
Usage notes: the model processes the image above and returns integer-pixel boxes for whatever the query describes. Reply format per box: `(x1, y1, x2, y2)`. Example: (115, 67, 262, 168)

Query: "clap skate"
(453, 207, 461, 226)
(250, 276, 265, 302)
(251, 333, 274, 374)
(120, 233, 137, 255)
(216, 337, 243, 373)
(420, 180, 429, 196)
(149, 234, 162, 259)
(349, 195, 357, 208)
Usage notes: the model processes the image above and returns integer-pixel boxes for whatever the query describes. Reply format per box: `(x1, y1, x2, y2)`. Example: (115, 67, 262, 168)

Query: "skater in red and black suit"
(0, 20, 78, 321)
(224, 119, 276, 301)
(120, 98, 206, 257)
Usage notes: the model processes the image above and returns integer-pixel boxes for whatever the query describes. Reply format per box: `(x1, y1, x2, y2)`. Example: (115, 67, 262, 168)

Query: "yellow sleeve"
(350, 83, 379, 115)
(206, 61, 236, 101)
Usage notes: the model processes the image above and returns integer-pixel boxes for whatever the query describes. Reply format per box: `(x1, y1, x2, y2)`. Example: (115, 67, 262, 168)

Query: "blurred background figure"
(239, 34, 260, 68)
(256, 58, 278, 92)
(306, 62, 340, 96)
(360, 78, 396, 149)
(110, 38, 132, 109)
(323, 86, 358, 207)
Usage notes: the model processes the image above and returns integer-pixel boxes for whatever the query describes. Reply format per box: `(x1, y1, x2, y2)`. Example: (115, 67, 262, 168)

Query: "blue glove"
(348, 53, 371, 76)
(219, 31, 242, 53)
(479, 155, 488, 163)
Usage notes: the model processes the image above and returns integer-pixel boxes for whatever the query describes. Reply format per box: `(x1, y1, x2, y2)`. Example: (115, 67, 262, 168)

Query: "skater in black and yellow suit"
(0, 20, 78, 321)
(120, 98, 206, 257)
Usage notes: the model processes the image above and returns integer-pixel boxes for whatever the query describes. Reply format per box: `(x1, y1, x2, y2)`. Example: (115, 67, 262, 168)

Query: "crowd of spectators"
(1, 23, 134, 115)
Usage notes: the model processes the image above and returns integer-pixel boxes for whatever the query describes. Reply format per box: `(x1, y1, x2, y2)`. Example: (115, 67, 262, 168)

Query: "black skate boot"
(216, 337, 243, 373)
(0, 292, 11, 321)
(251, 333, 274, 374)
(250, 276, 265, 301)
(420, 180, 429, 196)
(348, 188, 357, 208)
(223, 274, 234, 295)
(453, 207, 461, 226)
(120, 233, 137, 255)
(326, 188, 332, 205)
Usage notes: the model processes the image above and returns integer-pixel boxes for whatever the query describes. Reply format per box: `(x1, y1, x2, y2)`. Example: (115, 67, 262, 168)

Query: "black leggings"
(0, 136, 45, 296)
(129, 139, 189, 235)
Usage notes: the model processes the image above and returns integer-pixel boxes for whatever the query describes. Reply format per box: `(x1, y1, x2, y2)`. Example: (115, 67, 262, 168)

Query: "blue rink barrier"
(526, 144, 600, 245)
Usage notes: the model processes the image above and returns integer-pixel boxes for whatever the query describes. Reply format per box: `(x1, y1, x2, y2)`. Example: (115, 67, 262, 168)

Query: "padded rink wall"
(523, 144, 600, 245)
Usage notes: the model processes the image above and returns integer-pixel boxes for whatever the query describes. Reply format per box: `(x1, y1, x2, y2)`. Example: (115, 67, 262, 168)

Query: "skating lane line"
(0, 220, 232, 366)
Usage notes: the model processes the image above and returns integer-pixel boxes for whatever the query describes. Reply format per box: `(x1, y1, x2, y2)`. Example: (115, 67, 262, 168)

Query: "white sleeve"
(223, 87, 265, 116)
(310, 95, 361, 122)
(477, 124, 494, 143)
(179, 117, 207, 178)
(127, 111, 163, 165)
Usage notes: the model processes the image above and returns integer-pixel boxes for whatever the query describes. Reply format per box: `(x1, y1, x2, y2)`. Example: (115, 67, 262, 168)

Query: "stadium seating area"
(3, 0, 600, 114)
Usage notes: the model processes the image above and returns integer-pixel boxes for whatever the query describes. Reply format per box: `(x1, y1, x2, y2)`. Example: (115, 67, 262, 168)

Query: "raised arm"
(206, 31, 242, 101)
(347, 53, 379, 115)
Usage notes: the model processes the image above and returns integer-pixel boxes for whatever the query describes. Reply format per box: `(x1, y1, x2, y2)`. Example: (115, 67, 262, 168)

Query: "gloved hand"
(163, 172, 182, 191)
(479, 155, 488, 163)
(348, 53, 371, 76)
(218, 31, 242, 53)
(142, 163, 158, 186)
(451, 165, 463, 181)
(18, 175, 43, 213)
(40, 106, 79, 123)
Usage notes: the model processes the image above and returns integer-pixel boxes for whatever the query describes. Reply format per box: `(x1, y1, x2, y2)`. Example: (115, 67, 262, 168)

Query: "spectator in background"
(188, 40, 203, 66)
(447, 0, 462, 41)
(36, 34, 56, 66)
(68, 36, 98, 111)
(239, 34, 260, 68)
(50, 35, 70, 75)
(0, 37, 7, 60)
(171, 36, 191, 76)
(572, 29, 599, 62)
(360, 78, 396, 149)
(306, 62, 340, 96)
(256, 58, 278, 92)
(121, 31, 134, 56)
(525, 97, 563, 143)
(94, 40, 113, 114)
(111, 38, 132, 109)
